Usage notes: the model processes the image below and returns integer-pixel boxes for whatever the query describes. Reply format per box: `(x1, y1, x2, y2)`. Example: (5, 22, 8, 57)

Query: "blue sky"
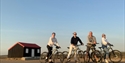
(1, 0, 125, 55)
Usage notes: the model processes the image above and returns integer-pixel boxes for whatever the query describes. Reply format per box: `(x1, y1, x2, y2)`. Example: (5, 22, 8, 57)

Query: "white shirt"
(102, 37, 108, 45)
(47, 37, 60, 47)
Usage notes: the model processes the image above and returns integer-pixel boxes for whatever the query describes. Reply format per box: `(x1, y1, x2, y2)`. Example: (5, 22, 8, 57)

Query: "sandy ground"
(0, 59, 125, 63)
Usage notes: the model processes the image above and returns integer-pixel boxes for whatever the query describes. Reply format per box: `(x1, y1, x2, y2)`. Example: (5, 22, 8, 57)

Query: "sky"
(0, 0, 125, 55)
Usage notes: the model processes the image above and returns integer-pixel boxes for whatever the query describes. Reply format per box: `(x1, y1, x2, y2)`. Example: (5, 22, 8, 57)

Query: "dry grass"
(0, 55, 8, 59)
(0, 52, 125, 59)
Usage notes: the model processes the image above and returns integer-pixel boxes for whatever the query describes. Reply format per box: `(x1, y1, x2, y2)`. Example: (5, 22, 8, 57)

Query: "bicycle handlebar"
(67, 44, 83, 49)
(108, 44, 113, 46)
(76, 44, 83, 46)
(56, 46, 61, 49)
(87, 42, 99, 45)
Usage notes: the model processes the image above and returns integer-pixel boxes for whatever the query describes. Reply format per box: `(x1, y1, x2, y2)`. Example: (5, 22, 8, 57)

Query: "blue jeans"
(104, 47, 109, 59)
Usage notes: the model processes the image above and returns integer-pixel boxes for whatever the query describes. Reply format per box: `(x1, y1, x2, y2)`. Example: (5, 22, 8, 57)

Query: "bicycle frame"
(68, 45, 83, 58)
(99, 45, 114, 58)
(48, 48, 59, 59)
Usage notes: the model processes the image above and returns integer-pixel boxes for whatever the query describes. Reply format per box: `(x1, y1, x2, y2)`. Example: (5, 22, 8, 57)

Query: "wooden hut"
(8, 42, 41, 60)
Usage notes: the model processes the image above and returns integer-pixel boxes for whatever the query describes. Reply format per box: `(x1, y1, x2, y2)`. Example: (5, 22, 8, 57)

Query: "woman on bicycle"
(46, 32, 61, 62)
(67, 32, 84, 62)
(85, 31, 98, 62)
(102, 34, 111, 63)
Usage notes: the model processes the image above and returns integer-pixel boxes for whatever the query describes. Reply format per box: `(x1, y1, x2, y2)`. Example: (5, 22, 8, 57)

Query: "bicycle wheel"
(91, 50, 102, 62)
(62, 51, 69, 63)
(56, 52, 64, 63)
(51, 53, 63, 63)
(78, 50, 84, 63)
(39, 52, 48, 63)
(83, 51, 90, 63)
(109, 50, 122, 63)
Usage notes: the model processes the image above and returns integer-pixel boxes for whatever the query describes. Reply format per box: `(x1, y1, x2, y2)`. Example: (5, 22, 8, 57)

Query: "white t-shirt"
(47, 37, 60, 47)
(102, 37, 108, 45)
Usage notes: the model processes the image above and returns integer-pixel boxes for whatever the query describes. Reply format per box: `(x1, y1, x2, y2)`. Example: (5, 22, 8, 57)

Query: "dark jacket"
(71, 36, 83, 45)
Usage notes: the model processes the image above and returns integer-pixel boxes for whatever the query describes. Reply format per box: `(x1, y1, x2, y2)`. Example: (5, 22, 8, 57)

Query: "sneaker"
(105, 59, 109, 63)
(45, 57, 48, 61)
(49, 59, 52, 62)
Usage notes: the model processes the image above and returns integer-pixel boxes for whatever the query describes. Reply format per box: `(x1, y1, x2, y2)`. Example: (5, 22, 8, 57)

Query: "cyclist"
(85, 31, 98, 61)
(67, 32, 84, 62)
(45, 32, 61, 62)
(101, 34, 111, 63)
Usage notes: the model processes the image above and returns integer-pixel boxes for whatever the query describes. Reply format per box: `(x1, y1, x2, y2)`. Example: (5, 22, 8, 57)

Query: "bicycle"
(83, 43, 102, 63)
(62, 45, 84, 63)
(39, 46, 63, 63)
(98, 44, 122, 63)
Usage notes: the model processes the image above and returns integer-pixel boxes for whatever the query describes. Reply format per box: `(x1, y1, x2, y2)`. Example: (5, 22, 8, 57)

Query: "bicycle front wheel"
(109, 50, 122, 63)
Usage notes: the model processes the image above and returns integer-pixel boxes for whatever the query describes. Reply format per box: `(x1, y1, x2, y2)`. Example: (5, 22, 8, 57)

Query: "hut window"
(37, 49, 40, 53)
(26, 48, 29, 53)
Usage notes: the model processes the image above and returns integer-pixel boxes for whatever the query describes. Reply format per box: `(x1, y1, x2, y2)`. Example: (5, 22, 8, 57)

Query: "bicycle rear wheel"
(39, 52, 48, 63)
(78, 50, 84, 63)
(109, 50, 122, 63)
(62, 51, 69, 63)
(57, 52, 64, 63)
(83, 51, 90, 63)
(91, 50, 102, 62)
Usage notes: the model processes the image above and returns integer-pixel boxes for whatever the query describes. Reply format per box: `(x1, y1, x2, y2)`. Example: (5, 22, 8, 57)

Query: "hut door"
(31, 49, 35, 57)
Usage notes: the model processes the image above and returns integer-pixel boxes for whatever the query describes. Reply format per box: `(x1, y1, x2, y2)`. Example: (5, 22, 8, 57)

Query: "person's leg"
(74, 46, 77, 61)
(104, 48, 109, 63)
(46, 45, 49, 59)
(49, 47, 53, 59)
(85, 46, 90, 61)
(67, 44, 73, 59)
(86, 46, 90, 57)
(46, 45, 52, 59)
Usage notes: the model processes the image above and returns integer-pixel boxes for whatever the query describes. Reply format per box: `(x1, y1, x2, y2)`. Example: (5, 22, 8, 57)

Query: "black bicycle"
(98, 44, 122, 63)
(83, 43, 102, 63)
(39, 46, 63, 63)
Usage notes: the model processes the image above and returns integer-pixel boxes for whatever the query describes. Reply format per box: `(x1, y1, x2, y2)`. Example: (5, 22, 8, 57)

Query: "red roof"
(8, 42, 41, 50)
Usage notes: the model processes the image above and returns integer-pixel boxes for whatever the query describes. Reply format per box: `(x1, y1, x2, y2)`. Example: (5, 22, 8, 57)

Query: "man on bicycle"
(102, 34, 111, 63)
(45, 32, 61, 63)
(67, 32, 84, 62)
(85, 31, 97, 61)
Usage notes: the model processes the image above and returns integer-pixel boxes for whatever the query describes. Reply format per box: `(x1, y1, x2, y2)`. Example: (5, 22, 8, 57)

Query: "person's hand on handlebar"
(56, 46, 61, 49)
(93, 42, 96, 44)
(81, 43, 84, 46)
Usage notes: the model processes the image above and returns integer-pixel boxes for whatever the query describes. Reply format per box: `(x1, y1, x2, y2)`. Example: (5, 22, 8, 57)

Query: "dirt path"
(0, 59, 125, 63)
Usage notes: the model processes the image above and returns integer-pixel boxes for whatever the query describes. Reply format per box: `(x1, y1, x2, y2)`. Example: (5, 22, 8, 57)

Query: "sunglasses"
(74, 34, 77, 35)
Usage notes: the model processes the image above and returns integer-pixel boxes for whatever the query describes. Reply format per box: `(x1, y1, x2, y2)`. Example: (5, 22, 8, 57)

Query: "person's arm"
(78, 37, 83, 45)
(102, 38, 108, 45)
(93, 36, 97, 44)
(54, 38, 60, 47)
(87, 36, 92, 44)
(71, 37, 74, 45)
(105, 39, 111, 45)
